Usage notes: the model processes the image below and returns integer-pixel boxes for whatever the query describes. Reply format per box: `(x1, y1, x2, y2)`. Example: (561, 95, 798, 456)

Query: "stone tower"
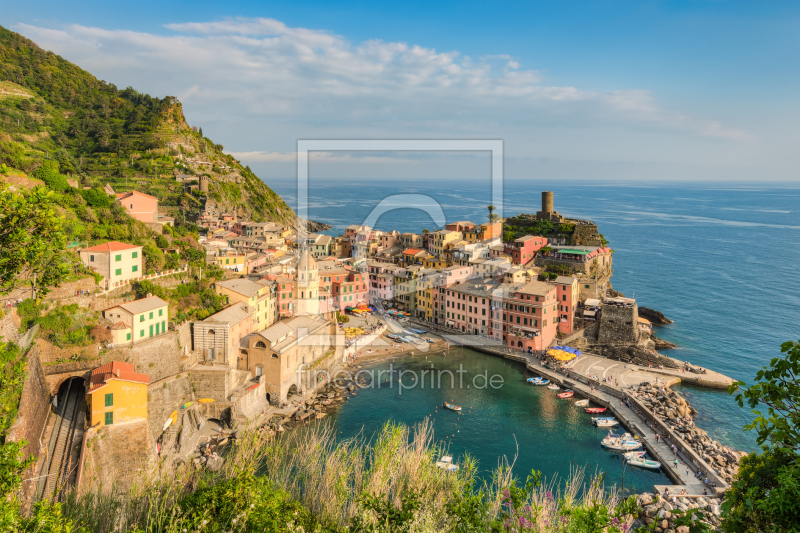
(200, 175, 210, 193)
(295, 248, 320, 316)
(542, 191, 554, 214)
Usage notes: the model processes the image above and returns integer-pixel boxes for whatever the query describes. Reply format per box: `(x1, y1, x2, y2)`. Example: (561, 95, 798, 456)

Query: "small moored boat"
(627, 457, 662, 470)
(574, 399, 589, 407)
(527, 377, 550, 385)
(623, 451, 647, 460)
(601, 431, 642, 451)
(547, 383, 561, 390)
(557, 390, 574, 399)
(586, 407, 607, 414)
(594, 418, 619, 427)
(443, 402, 462, 412)
(436, 456, 459, 471)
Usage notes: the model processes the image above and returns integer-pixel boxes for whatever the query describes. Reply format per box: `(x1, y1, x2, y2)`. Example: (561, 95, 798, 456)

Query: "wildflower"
(250, 504, 255, 508)
(612, 517, 620, 525)
(202, 520, 208, 525)
(524, 505, 531, 513)
(232, 518, 238, 525)
(503, 489, 511, 498)
(546, 490, 554, 501)
(620, 524, 629, 532)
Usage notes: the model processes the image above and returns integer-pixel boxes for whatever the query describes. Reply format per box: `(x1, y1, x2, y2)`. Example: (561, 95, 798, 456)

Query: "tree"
(721, 340, 800, 532)
(730, 339, 800, 450)
(0, 185, 70, 298)
(487, 204, 498, 222)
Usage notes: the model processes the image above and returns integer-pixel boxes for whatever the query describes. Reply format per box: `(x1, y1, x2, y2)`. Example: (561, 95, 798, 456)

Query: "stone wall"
(190, 367, 230, 401)
(106, 330, 183, 382)
(43, 360, 98, 394)
(598, 304, 640, 344)
(6, 347, 51, 469)
(569, 223, 603, 247)
(80, 419, 155, 493)
(147, 373, 195, 443)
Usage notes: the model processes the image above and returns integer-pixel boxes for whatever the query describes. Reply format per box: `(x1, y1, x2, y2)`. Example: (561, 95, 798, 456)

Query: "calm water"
(327, 347, 669, 491)
(270, 178, 800, 454)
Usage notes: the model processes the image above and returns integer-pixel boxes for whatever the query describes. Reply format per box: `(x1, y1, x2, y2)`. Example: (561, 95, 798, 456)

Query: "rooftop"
(89, 361, 150, 392)
(112, 296, 168, 316)
(215, 278, 270, 298)
(203, 303, 253, 325)
(83, 241, 141, 253)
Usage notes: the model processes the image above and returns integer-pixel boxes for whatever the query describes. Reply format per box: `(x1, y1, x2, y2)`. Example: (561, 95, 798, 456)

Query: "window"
(132, 265, 138, 272)
(149, 312, 153, 319)
(90, 255, 95, 262)
(126, 332, 131, 341)
(140, 315, 145, 322)
(115, 254, 121, 262)
(255, 365, 263, 377)
(149, 325, 153, 337)
(115, 268, 122, 276)
(105, 412, 113, 425)
(132, 251, 138, 258)
(585, 285, 591, 289)
(105, 393, 113, 407)
(140, 329, 144, 337)
(159, 309, 163, 316)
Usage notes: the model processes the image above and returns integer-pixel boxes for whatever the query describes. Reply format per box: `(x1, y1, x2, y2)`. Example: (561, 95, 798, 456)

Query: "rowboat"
(574, 399, 589, 407)
(547, 383, 561, 390)
(181, 401, 194, 409)
(163, 410, 178, 431)
(198, 398, 215, 404)
(592, 416, 616, 423)
(586, 407, 607, 414)
(627, 457, 662, 470)
(601, 432, 642, 451)
(443, 402, 462, 412)
(557, 390, 574, 399)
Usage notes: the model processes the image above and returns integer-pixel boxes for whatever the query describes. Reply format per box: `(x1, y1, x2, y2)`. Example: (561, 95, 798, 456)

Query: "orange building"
(86, 361, 150, 427)
(116, 190, 159, 224)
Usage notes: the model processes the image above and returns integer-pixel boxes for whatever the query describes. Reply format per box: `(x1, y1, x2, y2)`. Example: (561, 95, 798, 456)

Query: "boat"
(627, 457, 662, 470)
(526, 377, 550, 385)
(181, 401, 194, 409)
(436, 456, 459, 471)
(198, 398, 215, 404)
(594, 418, 619, 427)
(601, 432, 643, 451)
(592, 416, 616, 422)
(547, 383, 561, 390)
(586, 407, 607, 414)
(162, 411, 177, 431)
(574, 399, 589, 407)
(443, 402, 462, 412)
(557, 390, 574, 399)
(623, 451, 647, 460)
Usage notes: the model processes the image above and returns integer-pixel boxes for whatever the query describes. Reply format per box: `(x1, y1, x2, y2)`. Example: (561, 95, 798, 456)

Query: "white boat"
(574, 399, 589, 407)
(527, 377, 550, 385)
(623, 451, 647, 460)
(627, 457, 662, 470)
(547, 383, 560, 390)
(594, 418, 619, 427)
(601, 432, 643, 451)
(435, 456, 459, 471)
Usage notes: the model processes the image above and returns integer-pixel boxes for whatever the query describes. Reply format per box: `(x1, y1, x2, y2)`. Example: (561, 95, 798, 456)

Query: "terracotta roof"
(116, 190, 157, 201)
(89, 361, 150, 392)
(403, 248, 423, 255)
(83, 241, 141, 253)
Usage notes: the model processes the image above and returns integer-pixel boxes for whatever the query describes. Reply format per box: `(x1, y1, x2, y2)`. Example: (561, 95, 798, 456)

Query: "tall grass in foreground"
(55, 419, 637, 532)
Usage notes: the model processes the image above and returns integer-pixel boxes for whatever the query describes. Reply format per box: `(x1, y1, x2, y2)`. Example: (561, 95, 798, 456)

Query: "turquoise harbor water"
(327, 347, 670, 491)
(271, 179, 800, 460)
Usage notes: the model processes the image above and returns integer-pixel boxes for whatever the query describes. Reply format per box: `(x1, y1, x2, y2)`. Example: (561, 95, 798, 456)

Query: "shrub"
(32, 160, 69, 192)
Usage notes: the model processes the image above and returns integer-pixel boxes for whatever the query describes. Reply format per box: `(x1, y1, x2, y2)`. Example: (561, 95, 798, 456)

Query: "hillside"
(0, 25, 315, 228)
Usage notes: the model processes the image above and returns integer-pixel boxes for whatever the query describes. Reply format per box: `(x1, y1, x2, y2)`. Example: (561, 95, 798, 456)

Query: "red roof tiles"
(83, 241, 141, 253)
(89, 361, 150, 392)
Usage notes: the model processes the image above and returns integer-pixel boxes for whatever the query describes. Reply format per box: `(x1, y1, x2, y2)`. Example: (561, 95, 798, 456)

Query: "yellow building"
(214, 278, 276, 330)
(432, 230, 463, 256)
(104, 296, 169, 345)
(215, 252, 248, 273)
(423, 256, 448, 269)
(86, 361, 150, 427)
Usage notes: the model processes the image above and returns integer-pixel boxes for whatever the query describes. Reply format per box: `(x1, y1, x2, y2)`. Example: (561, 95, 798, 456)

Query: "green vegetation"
(722, 339, 800, 532)
(131, 276, 227, 322)
(0, 184, 70, 297)
(17, 301, 99, 348)
(502, 221, 557, 243)
(0, 25, 295, 230)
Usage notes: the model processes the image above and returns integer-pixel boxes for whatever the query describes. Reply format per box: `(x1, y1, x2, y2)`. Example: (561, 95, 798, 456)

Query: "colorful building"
(103, 296, 169, 345)
(193, 302, 255, 365)
(504, 235, 548, 265)
(78, 241, 144, 290)
(116, 190, 158, 224)
(86, 361, 150, 427)
(214, 278, 276, 330)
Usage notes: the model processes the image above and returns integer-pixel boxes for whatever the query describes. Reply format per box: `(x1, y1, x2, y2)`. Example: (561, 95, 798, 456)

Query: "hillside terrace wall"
(6, 347, 51, 477)
(106, 329, 184, 382)
(147, 373, 195, 443)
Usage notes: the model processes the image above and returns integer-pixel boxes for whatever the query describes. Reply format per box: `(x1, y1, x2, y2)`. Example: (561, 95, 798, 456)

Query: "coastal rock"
(652, 335, 677, 350)
(639, 307, 674, 325)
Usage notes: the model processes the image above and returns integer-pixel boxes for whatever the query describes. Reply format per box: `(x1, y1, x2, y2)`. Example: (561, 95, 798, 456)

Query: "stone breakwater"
(632, 383, 746, 485)
(634, 492, 722, 532)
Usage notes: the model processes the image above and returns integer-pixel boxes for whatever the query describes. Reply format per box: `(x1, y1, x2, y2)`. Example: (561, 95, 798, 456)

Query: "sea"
(269, 178, 800, 468)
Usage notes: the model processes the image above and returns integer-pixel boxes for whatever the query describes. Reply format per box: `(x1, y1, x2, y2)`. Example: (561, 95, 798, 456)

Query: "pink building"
(443, 278, 498, 335)
(329, 271, 368, 310)
(494, 280, 559, 352)
(366, 261, 401, 304)
(445, 221, 476, 233)
(116, 191, 158, 224)
(504, 235, 548, 265)
(552, 276, 578, 335)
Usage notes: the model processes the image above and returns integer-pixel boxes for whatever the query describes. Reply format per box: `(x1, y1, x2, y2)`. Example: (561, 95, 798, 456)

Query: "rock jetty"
(632, 383, 746, 484)
(634, 492, 722, 532)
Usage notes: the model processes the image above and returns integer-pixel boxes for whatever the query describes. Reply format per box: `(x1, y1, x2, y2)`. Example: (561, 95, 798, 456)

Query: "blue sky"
(7, 1, 800, 181)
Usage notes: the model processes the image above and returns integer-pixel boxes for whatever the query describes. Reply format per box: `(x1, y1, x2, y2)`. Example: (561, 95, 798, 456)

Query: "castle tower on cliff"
(536, 190, 564, 223)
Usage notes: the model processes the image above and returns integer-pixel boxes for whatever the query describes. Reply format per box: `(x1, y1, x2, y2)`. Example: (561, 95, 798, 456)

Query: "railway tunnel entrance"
(36, 377, 86, 503)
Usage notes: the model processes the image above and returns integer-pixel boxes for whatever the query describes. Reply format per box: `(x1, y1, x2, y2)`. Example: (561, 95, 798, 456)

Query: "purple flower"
(524, 505, 531, 513)
(612, 517, 620, 525)
(503, 489, 510, 498)
(546, 491, 554, 501)
(620, 524, 629, 532)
